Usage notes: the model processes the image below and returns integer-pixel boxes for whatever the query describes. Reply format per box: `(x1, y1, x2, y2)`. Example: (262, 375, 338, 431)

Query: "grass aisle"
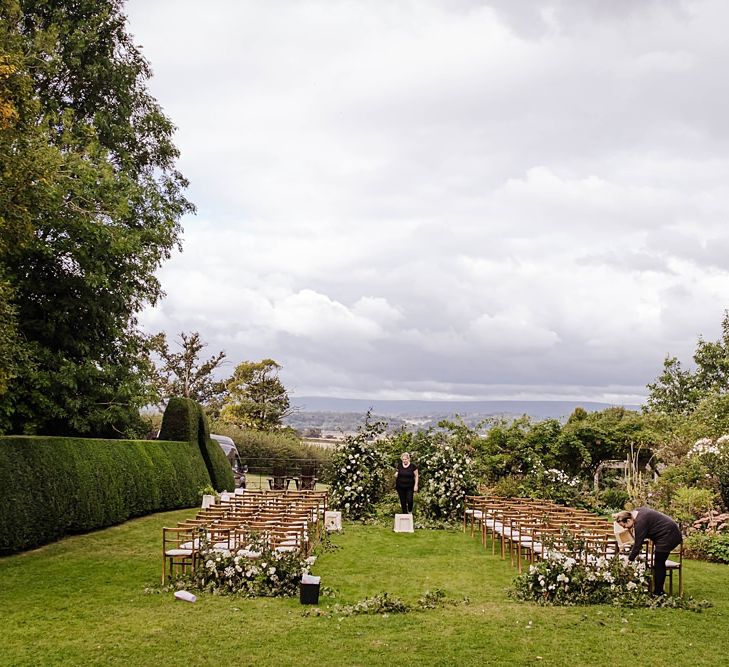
(0, 511, 727, 666)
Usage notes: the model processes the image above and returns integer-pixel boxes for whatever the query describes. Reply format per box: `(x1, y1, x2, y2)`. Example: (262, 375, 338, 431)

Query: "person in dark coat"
(394, 452, 419, 514)
(615, 507, 682, 595)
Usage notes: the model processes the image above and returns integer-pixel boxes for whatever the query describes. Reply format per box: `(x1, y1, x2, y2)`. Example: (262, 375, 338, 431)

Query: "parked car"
(210, 434, 246, 488)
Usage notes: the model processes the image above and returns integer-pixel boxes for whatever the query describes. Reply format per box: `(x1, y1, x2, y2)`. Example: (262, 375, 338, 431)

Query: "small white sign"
(325, 511, 342, 532)
(394, 514, 414, 533)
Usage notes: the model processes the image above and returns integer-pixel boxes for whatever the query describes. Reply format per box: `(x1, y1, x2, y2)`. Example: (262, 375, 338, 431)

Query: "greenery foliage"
(0, 435, 209, 553)
(0, 0, 192, 436)
(683, 533, 729, 564)
(304, 589, 466, 617)
(646, 311, 729, 416)
(328, 415, 390, 520)
(598, 488, 630, 511)
(522, 461, 583, 506)
(0, 281, 26, 399)
(209, 422, 331, 471)
(669, 486, 717, 530)
(159, 397, 234, 491)
(221, 359, 292, 431)
(149, 331, 228, 411)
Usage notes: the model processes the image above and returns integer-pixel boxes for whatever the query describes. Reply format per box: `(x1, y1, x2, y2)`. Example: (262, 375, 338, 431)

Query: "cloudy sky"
(125, 0, 729, 405)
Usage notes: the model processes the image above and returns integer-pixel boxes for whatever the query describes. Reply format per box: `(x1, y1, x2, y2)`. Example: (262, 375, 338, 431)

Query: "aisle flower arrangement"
(187, 534, 311, 597)
(512, 551, 651, 606)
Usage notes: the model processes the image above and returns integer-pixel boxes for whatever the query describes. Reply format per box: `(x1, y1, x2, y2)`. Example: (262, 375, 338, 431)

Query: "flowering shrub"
(420, 443, 478, 521)
(689, 435, 729, 509)
(523, 461, 582, 505)
(187, 534, 311, 597)
(329, 415, 390, 520)
(512, 552, 651, 607)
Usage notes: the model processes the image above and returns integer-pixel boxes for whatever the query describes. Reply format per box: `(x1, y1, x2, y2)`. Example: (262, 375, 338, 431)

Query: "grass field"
(1, 510, 727, 666)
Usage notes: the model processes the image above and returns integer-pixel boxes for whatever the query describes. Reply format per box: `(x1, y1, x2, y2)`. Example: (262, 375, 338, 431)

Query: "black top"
(395, 461, 418, 490)
(628, 506, 682, 561)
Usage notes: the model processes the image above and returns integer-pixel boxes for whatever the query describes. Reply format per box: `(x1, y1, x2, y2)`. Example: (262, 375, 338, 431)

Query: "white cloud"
(129, 0, 729, 403)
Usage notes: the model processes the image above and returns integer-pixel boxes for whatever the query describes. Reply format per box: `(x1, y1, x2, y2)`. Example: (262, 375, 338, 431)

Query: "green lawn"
(1, 511, 727, 666)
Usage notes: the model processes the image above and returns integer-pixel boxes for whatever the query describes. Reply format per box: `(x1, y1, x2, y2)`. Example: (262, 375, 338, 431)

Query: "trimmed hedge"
(0, 436, 210, 554)
(210, 423, 333, 469)
(0, 398, 235, 554)
(160, 397, 234, 491)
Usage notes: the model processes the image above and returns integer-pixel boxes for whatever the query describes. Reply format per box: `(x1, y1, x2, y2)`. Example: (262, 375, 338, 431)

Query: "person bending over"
(615, 507, 682, 596)
(395, 452, 418, 514)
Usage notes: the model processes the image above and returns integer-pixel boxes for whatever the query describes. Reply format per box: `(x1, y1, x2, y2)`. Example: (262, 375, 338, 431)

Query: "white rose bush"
(523, 460, 583, 506)
(420, 443, 478, 522)
(329, 415, 390, 520)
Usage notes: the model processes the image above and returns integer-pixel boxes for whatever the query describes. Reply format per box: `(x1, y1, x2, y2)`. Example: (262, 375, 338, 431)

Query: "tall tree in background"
(0, 282, 25, 398)
(221, 359, 292, 431)
(149, 332, 228, 411)
(646, 311, 729, 416)
(0, 1, 36, 404)
(0, 0, 193, 435)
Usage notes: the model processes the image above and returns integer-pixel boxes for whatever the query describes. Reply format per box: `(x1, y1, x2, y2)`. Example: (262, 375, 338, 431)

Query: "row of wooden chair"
(463, 495, 683, 595)
(162, 490, 328, 583)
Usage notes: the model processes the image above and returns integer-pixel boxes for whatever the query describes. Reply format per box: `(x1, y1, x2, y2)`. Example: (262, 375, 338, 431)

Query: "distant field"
(301, 437, 343, 448)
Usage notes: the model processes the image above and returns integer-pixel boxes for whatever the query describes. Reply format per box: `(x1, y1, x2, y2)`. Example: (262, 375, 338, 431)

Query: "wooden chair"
(162, 526, 200, 584)
(463, 495, 486, 535)
(665, 543, 683, 596)
(268, 465, 290, 490)
(645, 540, 684, 596)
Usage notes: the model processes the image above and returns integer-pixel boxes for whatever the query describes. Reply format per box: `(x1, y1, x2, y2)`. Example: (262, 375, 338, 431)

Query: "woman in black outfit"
(395, 452, 418, 514)
(616, 507, 682, 595)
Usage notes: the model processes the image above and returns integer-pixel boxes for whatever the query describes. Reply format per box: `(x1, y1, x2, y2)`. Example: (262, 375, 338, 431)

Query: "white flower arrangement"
(513, 551, 650, 606)
(186, 534, 311, 597)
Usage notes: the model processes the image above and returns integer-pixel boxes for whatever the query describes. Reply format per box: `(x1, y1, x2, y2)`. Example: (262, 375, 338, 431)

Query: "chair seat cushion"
(239, 548, 262, 558)
(165, 548, 193, 557)
(179, 539, 201, 550)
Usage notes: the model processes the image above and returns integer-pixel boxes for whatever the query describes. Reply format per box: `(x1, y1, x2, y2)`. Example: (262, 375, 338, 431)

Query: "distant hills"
(285, 396, 642, 435)
(290, 396, 640, 419)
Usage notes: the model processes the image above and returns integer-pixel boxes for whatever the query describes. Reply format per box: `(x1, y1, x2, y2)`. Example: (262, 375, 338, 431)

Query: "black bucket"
(299, 582, 320, 605)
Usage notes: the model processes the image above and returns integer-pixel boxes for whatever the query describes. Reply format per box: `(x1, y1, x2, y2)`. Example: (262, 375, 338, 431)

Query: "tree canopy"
(221, 359, 292, 431)
(149, 331, 228, 409)
(0, 0, 192, 435)
(646, 311, 729, 416)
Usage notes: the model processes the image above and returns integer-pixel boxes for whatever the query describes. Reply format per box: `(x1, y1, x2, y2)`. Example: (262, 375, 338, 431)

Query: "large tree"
(221, 359, 292, 431)
(646, 311, 729, 416)
(149, 331, 228, 410)
(0, 0, 193, 435)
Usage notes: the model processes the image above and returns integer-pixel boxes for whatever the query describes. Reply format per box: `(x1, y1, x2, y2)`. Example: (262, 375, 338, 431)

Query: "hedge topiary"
(0, 436, 210, 554)
(159, 397, 234, 491)
(0, 398, 235, 554)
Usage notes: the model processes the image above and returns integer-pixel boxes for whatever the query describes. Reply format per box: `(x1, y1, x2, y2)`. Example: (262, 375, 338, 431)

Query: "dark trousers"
(652, 551, 671, 595)
(396, 487, 414, 514)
